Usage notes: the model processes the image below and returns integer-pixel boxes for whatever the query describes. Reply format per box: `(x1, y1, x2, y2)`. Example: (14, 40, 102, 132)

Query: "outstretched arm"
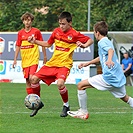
(78, 57, 100, 69)
(28, 36, 51, 47)
(76, 38, 94, 48)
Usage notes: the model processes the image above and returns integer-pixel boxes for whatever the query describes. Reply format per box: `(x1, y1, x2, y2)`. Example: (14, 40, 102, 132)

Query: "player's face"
(23, 17, 32, 29)
(59, 18, 71, 32)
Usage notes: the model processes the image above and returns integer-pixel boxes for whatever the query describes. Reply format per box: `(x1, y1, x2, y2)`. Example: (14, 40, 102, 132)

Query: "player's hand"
(12, 61, 17, 68)
(78, 63, 88, 69)
(28, 36, 36, 44)
(78, 62, 91, 69)
(105, 60, 114, 69)
(43, 57, 47, 65)
(78, 63, 84, 69)
(76, 41, 83, 47)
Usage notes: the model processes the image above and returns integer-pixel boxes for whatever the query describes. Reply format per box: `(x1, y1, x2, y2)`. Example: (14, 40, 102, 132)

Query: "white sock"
(78, 90, 88, 113)
(63, 102, 69, 107)
(127, 97, 133, 108)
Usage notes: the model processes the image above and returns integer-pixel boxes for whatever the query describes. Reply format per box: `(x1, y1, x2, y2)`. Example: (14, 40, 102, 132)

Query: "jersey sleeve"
(35, 30, 43, 41)
(99, 41, 112, 52)
(16, 31, 22, 46)
(76, 32, 91, 43)
(47, 30, 55, 44)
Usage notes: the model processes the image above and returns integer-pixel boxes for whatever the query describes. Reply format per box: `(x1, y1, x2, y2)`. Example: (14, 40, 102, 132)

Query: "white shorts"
(88, 74, 126, 98)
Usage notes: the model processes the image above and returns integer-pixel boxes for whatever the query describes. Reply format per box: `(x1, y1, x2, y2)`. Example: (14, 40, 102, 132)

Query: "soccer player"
(12, 12, 47, 116)
(28, 11, 94, 117)
(67, 21, 133, 120)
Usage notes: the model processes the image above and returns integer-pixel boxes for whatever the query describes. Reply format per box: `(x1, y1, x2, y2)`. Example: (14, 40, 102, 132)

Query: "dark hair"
(94, 21, 108, 36)
(21, 12, 34, 21)
(58, 11, 72, 22)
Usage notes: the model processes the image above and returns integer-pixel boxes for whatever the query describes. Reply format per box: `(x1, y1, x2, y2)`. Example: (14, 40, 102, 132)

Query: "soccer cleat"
(60, 106, 70, 117)
(30, 101, 44, 117)
(67, 109, 89, 120)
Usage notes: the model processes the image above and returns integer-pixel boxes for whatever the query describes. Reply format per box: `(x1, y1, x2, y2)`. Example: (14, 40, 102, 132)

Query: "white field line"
(0, 111, 132, 114)
(0, 107, 132, 114)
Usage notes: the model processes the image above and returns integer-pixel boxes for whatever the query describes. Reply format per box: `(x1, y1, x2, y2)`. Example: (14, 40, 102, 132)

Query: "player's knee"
(57, 83, 64, 89)
(30, 75, 39, 84)
(77, 82, 82, 90)
(57, 80, 64, 89)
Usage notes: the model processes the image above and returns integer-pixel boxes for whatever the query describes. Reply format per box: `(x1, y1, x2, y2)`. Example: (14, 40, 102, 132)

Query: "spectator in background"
(121, 52, 133, 77)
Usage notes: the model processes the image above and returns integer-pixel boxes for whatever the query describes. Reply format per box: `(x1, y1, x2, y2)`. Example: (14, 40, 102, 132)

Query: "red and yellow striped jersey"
(16, 27, 43, 68)
(46, 27, 91, 69)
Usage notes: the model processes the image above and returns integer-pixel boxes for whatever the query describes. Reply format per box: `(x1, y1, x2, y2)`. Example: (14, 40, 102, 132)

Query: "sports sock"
(26, 87, 33, 95)
(63, 102, 69, 107)
(30, 83, 41, 97)
(59, 86, 69, 106)
(127, 97, 133, 108)
(78, 90, 88, 113)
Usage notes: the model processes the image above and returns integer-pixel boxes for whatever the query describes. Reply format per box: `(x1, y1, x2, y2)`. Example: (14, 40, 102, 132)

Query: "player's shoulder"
(53, 27, 60, 32)
(18, 28, 24, 32)
(31, 27, 40, 32)
(69, 28, 81, 36)
(71, 27, 78, 32)
(17, 28, 24, 35)
(53, 27, 78, 32)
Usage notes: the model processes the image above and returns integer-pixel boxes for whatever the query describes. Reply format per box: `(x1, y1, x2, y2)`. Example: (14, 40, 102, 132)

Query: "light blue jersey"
(98, 37, 126, 87)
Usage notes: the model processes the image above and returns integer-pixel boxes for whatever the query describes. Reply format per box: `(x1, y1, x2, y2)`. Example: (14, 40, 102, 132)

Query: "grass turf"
(0, 83, 133, 133)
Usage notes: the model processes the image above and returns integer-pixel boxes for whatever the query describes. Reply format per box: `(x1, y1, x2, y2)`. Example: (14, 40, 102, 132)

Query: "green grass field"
(0, 83, 133, 133)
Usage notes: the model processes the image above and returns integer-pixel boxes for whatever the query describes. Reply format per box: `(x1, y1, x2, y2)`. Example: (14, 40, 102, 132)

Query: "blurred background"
(0, 0, 133, 57)
(0, 0, 133, 31)
(0, 0, 133, 85)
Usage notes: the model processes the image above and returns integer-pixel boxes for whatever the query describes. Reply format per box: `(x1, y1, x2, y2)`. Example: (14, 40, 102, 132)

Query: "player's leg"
(23, 67, 32, 95)
(29, 80, 44, 117)
(29, 66, 57, 117)
(67, 74, 110, 120)
(24, 65, 41, 97)
(109, 85, 133, 110)
(29, 65, 41, 96)
(121, 94, 133, 108)
(108, 85, 133, 108)
(56, 67, 70, 117)
(29, 66, 45, 117)
(57, 78, 70, 117)
(29, 76, 41, 97)
(67, 79, 91, 120)
(26, 78, 33, 94)
(28, 72, 44, 117)
(77, 80, 93, 112)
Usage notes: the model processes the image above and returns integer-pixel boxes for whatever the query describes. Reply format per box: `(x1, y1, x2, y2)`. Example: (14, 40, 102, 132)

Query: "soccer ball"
(24, 94, 41, 110)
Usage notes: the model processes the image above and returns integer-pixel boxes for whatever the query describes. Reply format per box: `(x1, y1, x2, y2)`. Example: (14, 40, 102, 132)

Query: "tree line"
(0, 0, 133, 32)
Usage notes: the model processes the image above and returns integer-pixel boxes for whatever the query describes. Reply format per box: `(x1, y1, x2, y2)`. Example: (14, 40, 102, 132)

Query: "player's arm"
(28, 36, 51, 47)
(12, 46, 20, 68)
(35, 40, 51, 47)
(78, 57, 100, 69)
(105, 48, 115, 68)
(42, 47, 47, 64)
(76, 39, 93, 48)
